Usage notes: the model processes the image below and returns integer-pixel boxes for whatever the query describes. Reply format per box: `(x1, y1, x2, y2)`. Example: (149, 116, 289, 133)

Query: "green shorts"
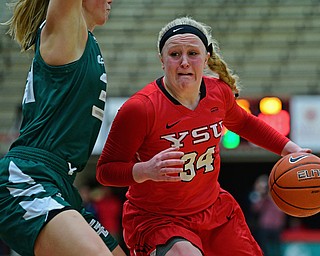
(0, 146, 118, 256)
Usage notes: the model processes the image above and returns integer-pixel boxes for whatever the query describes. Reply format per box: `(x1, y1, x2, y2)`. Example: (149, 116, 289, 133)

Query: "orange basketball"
(269, 152, 320, 217)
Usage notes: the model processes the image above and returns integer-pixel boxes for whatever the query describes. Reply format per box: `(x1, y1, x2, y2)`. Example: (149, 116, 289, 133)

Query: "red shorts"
(122, 189, 263, 256)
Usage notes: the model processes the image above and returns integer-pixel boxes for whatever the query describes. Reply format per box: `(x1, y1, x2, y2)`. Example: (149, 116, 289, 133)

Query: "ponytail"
(2, 0, 50, 51)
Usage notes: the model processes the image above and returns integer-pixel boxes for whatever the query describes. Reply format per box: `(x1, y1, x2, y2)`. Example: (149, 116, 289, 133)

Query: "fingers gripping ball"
(268, 152, 320, 217)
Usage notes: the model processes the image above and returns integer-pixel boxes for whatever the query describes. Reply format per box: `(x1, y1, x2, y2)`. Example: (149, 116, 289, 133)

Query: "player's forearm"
(236, 114, 289, 155)
(96, 161, 136, 187)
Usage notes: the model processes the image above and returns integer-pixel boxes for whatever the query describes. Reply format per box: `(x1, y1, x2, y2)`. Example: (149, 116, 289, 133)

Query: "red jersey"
(97, 76, 288, 216)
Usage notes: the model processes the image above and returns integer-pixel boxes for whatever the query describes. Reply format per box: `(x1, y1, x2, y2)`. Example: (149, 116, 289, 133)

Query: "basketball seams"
(271, 188, 320, 212)
(273, 161, 320, 184)
(269, 152, 320, 217)
(273, 183, 320, 189)
(269, 156, 286, 191)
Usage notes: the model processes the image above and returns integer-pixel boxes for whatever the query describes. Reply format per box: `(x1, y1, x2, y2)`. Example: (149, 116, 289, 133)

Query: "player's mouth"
(178, 73, 193, 76)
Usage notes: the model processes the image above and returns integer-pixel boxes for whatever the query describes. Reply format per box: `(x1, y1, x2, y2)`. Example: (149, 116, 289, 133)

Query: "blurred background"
(1, 0, 320, 255)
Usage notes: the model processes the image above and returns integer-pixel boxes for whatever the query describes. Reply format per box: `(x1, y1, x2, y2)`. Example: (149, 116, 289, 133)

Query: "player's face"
(160, 34, 209, 92)
(83, 0, 113, 27)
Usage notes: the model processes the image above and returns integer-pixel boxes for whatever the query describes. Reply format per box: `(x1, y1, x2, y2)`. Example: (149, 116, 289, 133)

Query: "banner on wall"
(290, 95, 320, 152)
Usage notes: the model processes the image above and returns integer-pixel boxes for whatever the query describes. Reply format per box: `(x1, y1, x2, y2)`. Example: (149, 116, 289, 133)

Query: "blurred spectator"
(78, 184, 98, 218)
(78, 183, 128, 254)
(91, 186, 123, 241)
(249, 174, 286, 256)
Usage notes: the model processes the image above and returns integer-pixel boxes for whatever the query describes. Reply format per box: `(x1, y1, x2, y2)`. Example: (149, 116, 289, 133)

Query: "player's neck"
(163, 78, 200, 110)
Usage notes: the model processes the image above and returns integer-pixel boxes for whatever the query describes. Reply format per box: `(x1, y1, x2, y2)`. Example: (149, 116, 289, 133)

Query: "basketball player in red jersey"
(96, 17, 311, 256)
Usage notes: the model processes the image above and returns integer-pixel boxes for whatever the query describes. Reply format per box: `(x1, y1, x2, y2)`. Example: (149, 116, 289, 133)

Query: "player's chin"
(97, 14, 109, 25)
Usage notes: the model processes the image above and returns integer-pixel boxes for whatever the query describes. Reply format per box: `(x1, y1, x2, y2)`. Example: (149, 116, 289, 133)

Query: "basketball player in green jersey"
(0, 1, 126, 256)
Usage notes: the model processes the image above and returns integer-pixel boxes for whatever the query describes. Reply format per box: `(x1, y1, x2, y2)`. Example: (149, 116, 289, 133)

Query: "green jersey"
(11, 29, 107, 172)
(0, 28, 118, 256)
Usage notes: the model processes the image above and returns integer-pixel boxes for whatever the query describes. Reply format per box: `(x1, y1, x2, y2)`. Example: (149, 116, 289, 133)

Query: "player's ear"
(205, 52, 210, 65)
(159, 53, 164, 70)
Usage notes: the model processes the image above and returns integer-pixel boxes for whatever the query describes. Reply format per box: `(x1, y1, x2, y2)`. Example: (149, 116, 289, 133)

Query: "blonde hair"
(158, 17, 240, 97)
(2, 0, 50, 51)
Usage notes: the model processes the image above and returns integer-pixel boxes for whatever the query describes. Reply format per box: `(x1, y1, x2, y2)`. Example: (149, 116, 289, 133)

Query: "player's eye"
(169, 52, 180, 57)
(189, 51, 199, 56)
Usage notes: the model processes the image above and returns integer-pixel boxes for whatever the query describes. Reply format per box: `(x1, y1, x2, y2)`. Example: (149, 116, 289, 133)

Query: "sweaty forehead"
(164, 34, 205, 49)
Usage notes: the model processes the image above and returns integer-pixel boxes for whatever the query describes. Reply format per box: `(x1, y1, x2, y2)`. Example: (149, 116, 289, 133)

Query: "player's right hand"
(132, 147, 185, 183)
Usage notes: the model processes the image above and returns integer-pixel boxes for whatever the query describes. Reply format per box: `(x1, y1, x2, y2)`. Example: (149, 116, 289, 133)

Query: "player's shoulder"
(203, 75, 232, 94)
(123, 80, 158, 108)
(130, 79, 161, 101)
(203, 75, 228, 88)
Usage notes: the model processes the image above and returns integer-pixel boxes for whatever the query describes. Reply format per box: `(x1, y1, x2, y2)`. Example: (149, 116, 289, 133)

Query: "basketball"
(269, 152, 320, 217)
